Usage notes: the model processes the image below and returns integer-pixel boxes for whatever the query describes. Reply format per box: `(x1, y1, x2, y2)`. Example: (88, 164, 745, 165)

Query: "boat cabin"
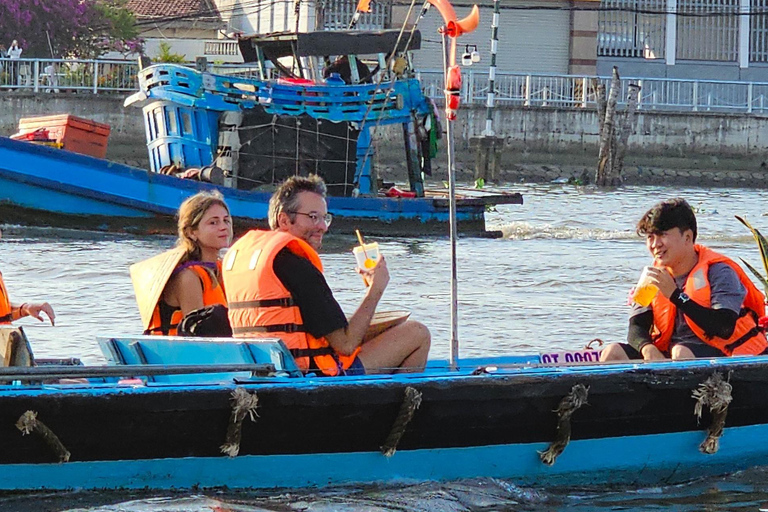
(130, 29, 435, 199)
(237, 29, 423, 84)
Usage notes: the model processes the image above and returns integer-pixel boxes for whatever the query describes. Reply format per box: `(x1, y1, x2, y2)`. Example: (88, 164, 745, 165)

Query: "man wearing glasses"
(223, 175, 431, 376)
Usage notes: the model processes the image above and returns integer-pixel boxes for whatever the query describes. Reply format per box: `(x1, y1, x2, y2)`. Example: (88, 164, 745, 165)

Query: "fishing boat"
(0, 27, 522, 236)
(4, 0, 766, 495)
(2, 326, 768, 491)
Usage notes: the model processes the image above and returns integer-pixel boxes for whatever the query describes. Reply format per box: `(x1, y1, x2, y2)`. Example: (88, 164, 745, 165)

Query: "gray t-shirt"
(630, 262, 745, 346)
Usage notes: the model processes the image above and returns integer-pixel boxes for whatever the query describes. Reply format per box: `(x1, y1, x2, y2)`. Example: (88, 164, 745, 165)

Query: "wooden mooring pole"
(595, 67, 641, 187)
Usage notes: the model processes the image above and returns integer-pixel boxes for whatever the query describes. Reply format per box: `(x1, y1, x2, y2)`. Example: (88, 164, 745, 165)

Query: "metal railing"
(417, 70, 768, 114)
(5, 57, 768, 114)
(0, 58, 140, 93)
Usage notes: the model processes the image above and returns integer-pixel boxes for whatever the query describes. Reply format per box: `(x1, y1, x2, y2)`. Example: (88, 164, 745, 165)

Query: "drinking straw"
(356, 229, 369, 260)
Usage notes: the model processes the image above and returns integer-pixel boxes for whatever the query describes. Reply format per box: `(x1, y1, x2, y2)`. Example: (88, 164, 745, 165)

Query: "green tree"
(0, 0, 142, 58)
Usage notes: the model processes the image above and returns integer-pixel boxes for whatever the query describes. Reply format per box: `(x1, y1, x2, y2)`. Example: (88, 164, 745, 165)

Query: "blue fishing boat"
(0, 135, 518, 236)
(0, 28, 522, 236)
(1, 326, 767, 491)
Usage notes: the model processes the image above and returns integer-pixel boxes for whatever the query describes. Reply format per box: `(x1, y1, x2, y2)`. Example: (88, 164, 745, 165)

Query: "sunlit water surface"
(2, 184, 768, 511)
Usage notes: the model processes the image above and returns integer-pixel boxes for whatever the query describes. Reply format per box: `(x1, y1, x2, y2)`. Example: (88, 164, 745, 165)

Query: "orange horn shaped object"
(427, 0, 479, 37)
(456, 5, 479, 35)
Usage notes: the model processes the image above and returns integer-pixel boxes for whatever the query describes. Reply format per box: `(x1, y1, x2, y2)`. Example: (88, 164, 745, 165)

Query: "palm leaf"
(736, 215, 768, 281)
(740, 257, 768, 296)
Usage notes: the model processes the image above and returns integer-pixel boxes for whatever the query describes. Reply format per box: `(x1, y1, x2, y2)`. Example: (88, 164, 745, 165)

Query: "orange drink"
(353, 242, 379, 270)
(632, 267, 658, 307)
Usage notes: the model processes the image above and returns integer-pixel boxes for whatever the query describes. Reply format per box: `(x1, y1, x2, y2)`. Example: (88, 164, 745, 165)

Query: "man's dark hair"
(268, 175, 327, 229)
(636, 198, 697, 242)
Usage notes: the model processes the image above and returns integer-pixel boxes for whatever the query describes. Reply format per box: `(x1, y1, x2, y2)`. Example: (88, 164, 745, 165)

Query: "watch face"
(679, 293, 690, 303)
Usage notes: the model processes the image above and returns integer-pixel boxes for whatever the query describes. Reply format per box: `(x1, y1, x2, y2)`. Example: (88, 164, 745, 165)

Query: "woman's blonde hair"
(177, 190, 231, 262)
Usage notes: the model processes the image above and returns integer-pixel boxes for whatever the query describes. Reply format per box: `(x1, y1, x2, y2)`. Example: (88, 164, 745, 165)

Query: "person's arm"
(645, 264, 741, 340)
(627, 309, 653, 352)
(164, 269, 205, 315)
(10, 302, 55, 325)
(668, 289, 739, 339)
(274, 250, 389, 357)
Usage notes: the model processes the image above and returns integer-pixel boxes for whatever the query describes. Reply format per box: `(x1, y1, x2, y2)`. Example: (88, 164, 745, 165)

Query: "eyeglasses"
(290, 211, 333, 227)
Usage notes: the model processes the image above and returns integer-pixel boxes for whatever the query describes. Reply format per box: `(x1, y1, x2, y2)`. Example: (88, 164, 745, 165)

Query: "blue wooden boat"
(0, 135, 519, 236)
(0, 28, 522, 236)
(1, 326, 767, 491)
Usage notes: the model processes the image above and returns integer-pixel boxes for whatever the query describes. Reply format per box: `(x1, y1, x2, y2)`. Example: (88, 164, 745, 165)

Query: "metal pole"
(442, 32, 459, 369)
(482, 0, 500, 136)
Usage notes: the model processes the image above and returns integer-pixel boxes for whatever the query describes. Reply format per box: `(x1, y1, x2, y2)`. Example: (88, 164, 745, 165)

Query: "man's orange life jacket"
(223, 230, 360, 376)
(651, 245, 768, 356)
(0, 272, 12, 324)
(145, 261, 226, 336)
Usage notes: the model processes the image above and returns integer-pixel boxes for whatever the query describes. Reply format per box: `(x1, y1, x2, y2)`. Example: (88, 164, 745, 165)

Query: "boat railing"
(5, 57, 768, 114)
(138, 63, 432, 123)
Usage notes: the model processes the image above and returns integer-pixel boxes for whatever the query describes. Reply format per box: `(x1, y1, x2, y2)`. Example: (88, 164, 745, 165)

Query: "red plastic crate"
(17, 115, 111, 159)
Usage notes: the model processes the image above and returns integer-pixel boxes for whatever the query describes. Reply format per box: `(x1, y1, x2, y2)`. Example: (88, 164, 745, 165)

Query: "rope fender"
(538, 383, 589, 466)
(692, 371, 732, 454)
(381, 386, 422, 457)
(16, 410, 70, 463)
(220, 387, 259, 458)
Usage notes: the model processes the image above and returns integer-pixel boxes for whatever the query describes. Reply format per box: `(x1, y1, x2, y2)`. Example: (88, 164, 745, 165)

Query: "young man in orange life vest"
(223, 175, 431, 376)
(600, 198, 768, 362)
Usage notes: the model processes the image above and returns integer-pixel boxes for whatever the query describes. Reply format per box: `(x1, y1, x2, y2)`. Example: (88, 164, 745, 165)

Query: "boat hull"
(0, 137, 517, 236)
(2, 356, 768, 491)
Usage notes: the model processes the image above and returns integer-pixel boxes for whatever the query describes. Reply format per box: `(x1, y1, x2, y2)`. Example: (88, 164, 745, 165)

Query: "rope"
(16, 410, 70, 463)
(220, 387, 259, 458)
(381, 386, 422, 457)
(692, 371, 732, 454)
(538, 383, 589, 466)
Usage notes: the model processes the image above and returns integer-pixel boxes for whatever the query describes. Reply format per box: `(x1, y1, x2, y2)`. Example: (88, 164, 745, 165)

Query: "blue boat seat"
(98, 336, 302, 383)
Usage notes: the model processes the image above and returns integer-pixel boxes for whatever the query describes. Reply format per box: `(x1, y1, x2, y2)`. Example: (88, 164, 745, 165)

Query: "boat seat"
(98, 336, 302, 383)
(0, 326, 34, 367)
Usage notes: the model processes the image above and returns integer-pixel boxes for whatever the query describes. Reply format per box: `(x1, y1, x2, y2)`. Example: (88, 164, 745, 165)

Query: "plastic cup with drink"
(353, 229, 379, 287)
(632, 266, 659, 307)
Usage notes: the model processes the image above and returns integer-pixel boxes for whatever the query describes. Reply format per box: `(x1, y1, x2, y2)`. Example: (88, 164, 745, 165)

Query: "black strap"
(290, 347, 336, 358)
(232, 322, 306, 335)
(0, 313, 12, 323)
(229, 298, 295, 309)
(143, 323, 178, 336)
(724, 326, 761, 354)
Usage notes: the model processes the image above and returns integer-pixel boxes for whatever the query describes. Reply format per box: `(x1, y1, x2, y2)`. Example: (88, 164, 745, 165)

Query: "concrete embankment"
(3, 92, 768, 187)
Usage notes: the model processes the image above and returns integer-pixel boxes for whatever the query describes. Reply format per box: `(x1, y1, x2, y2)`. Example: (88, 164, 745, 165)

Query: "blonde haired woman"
(143, 191, 232, 335)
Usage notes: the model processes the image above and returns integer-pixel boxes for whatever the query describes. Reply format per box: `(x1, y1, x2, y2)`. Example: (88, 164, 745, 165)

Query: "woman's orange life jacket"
(651, 245, 768, 356)
(223, 230, 360, 376)
(0, 272, 12, 324)
(145, 261, 226, 336)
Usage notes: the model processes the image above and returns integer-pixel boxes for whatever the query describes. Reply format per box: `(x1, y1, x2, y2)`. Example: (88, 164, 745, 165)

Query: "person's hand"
(646, 266, 677, 299)
(641, 343, 667, 361)
(358, 254, 390, 291)
(24, 302, 55, 326)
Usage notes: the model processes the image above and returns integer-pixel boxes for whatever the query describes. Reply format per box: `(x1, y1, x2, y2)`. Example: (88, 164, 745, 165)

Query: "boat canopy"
(238, 29, 422, 62)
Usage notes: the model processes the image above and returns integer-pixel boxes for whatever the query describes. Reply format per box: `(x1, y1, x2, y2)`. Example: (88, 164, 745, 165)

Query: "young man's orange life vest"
(0, 272, 12, 324)
(651, 245, 768, 356)
(223, 230, 360, 376)
(145, 262, 226, 336)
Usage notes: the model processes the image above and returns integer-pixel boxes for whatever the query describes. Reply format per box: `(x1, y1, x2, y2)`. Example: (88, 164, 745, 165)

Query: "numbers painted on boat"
(539, 350, 602, 365)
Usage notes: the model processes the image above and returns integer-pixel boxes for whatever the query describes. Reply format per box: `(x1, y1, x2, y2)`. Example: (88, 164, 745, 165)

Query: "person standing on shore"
(7, 40, 22, 87)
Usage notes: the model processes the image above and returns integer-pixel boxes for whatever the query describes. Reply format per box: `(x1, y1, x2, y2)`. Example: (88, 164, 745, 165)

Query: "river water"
(2, 183, 768, 511)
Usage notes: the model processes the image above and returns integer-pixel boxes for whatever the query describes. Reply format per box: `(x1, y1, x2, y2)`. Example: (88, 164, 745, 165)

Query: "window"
(599, 0, 666, 58)
(751, 0, 768, 62)
(676, 0, 738, 61)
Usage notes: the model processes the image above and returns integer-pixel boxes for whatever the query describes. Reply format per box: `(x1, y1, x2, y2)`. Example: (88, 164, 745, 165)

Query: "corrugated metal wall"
(410, 2, 571, 73)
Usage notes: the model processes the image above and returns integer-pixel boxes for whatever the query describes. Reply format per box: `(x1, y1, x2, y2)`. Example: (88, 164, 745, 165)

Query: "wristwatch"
(672, 290, 691, 306)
